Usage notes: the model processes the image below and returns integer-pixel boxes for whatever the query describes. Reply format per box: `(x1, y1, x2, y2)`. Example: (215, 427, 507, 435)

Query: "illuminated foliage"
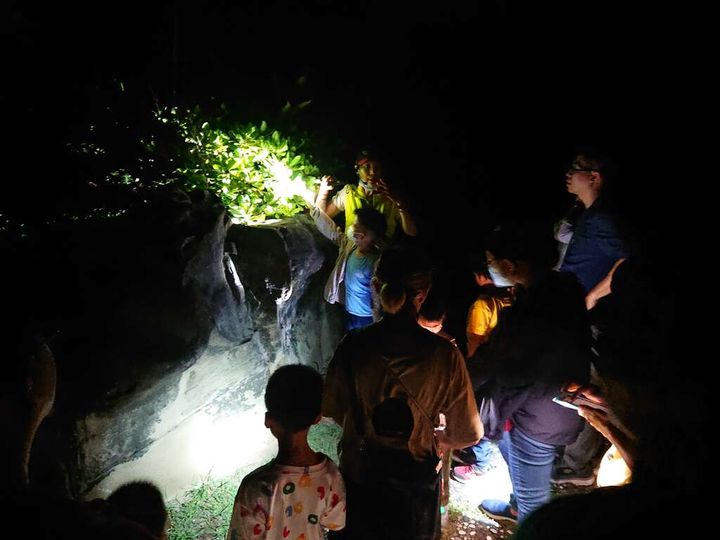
(160, 107, 319, 223)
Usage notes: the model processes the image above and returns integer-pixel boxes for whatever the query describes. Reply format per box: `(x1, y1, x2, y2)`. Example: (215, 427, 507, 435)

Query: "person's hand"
(373, 178, 407, 208)
(434, 427, 452, 455)
(585, 291, 599, 310)
(578, 406, 613, 440)
(318, 175, 334, 199)
(563, 382, 606, 405)
(434, 413, 449, 453)
(302, 175, 333, 208)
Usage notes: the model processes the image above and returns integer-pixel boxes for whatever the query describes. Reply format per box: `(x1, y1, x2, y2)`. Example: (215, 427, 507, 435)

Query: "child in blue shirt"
(310, 194, 387, 331)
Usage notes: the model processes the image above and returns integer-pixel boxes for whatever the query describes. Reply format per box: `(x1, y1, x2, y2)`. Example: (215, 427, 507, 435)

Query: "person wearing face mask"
(466, 257, 514, 359)
(315, 150, 417, 240)
(472, 223, 592, 524)
(450, 257, 514, 483)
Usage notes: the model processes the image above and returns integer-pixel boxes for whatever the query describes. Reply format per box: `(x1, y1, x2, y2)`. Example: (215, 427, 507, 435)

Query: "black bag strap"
(378, 355, 441, 459)
(342, 339, 439, 459)
(378, 355, 435, 428)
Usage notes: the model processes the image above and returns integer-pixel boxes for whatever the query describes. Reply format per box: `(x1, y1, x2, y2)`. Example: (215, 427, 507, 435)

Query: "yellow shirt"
(466, 295, 512, 338)
(331, 184, 401, 238)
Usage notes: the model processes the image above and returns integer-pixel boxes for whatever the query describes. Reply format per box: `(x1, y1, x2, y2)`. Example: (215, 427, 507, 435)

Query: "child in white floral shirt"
(226, 365, 346, 540)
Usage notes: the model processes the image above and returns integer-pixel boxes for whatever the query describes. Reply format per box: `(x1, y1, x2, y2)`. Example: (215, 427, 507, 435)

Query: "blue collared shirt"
(559, 199, 630, 292)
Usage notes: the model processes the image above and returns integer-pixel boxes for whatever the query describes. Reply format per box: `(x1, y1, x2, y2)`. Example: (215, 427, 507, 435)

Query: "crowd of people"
(3, 147, 694, 539)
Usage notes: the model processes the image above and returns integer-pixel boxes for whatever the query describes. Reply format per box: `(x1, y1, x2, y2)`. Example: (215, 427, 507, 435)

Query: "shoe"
(479, 499, 518, 523)
(450, 464, 484, 483)
(550, 466, 596, 486)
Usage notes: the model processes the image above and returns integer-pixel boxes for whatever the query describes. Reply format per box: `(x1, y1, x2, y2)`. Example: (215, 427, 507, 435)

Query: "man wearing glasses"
(559, 150, 630, 310)
(552, 148, 632, 487)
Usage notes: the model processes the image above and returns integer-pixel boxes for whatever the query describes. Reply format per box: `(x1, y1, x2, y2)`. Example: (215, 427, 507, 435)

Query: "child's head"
(352, 206, 387, 251)
(470, 254, 494, 287)
(264, 364, 323, 436)
(108, 481, 168, 539)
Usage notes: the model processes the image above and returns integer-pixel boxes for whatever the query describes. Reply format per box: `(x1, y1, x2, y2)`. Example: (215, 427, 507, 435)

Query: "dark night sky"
(2, 1, 699, 272)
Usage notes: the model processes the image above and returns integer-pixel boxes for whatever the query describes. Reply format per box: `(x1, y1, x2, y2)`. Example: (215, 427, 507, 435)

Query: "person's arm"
(396, 205, 418, 237)
(317, 179, 343, 218)
(324, 201, 341, 218)
(314, 176, 333, 209)
(436, 348, 484, 453)
(434, 422, 482, 454)
(466, 333, 488, 359)
(578, 406, 637, 470)
(585, 258, 625, 310)
(309, 206, 344, 246)
(373, 178, 417, 237)
(466, 300, 493, 358)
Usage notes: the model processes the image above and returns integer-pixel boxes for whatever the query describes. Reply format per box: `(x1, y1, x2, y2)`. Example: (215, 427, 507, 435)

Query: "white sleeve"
(310, 206, 344, 245)
(226, 485, 268, 540)
(554, 219, 574, 243)
(320, 467, 347, 532)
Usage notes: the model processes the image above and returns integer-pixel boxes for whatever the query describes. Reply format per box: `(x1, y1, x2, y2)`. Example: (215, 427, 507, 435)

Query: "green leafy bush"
(160, 107, 319, 223)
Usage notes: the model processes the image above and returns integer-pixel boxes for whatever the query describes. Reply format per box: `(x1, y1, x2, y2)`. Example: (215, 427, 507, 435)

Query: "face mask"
(488, 265, 514, 287)
(358, 179, 375, 193)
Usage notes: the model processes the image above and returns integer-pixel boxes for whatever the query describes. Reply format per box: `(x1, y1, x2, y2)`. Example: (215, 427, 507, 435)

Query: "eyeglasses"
(567, 164, 597, 174)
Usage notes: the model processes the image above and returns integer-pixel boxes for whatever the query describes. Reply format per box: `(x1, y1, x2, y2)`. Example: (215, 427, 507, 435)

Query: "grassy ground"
(167, 473, 240, 540)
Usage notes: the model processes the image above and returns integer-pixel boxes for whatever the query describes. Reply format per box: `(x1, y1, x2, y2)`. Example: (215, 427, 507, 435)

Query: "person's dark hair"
(108, 481, 167, 538)
(484, 222, 556, 270)
(575, 145, 616, 185)
(354, 206, 387, 241)
(374, 246, 432, 314)
(265, 365, 323, 432)
(469, 252, 489, 277)
(418, 287, 447, 322)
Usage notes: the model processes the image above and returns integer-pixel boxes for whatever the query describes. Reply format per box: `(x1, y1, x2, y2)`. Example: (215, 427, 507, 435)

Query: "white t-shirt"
(226, 457, 346, 540)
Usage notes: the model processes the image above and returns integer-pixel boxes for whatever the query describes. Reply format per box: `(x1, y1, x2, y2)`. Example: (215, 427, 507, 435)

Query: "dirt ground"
(441, 445, 594, 539)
